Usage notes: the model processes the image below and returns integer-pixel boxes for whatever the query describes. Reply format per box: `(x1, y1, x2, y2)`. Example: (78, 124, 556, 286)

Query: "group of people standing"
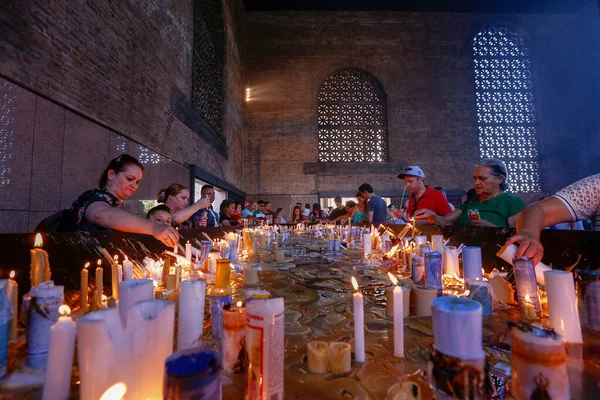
(43, 153, 599, 264)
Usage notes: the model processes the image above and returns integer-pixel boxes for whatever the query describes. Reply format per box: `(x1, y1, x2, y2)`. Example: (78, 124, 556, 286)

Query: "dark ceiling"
(243, 0, 596, 14)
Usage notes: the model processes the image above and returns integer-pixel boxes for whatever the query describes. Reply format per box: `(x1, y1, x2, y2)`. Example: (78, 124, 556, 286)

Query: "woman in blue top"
(353, 192, 368, 224)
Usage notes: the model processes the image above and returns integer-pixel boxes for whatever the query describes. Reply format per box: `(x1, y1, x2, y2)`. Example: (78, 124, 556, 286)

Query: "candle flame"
(351, 276, 359, 291)
(387, 272, 399, 286)
(463, 290, 471, 297)
(97, 259, 102, 266)
(102, 294, 107, 302)
(34, 233, 43, 248)
(385, 244, 400, 258)
(237, 300, 243, 307)
(10, 270, 15, 279)
(59, 305, 71, 316)
(114, 255, 119, 261)
(525, 294, 531, 303)
(100, 382, 127, 400)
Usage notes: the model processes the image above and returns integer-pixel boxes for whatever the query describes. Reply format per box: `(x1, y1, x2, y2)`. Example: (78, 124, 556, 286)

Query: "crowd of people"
(39, 153, 599, 261)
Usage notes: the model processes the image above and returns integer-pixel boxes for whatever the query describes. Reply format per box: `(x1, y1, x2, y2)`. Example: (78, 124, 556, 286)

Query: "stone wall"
(243, 9, 600, 208)
(1, 0, 246, 232)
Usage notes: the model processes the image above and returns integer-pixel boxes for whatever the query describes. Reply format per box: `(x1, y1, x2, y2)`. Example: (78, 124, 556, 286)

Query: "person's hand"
(413, 209, 437, 224)
(505, 231, 544, 265)
(152, 223, 180, 248)
(196, 198, 211, 209)
(470, 219, 497, 227)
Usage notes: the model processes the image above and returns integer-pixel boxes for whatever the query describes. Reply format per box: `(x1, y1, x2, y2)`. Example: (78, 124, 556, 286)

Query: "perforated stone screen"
(192, 0, 225, 138)
(318, 69, 389, 163)
(474, 27, 541, 193)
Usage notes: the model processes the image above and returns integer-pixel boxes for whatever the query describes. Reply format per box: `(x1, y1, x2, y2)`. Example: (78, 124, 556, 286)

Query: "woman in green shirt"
(414, 159, 526, 228)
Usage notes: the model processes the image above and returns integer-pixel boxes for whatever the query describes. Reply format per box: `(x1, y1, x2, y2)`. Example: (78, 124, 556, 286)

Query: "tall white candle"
(432, 297, 484, 360)
(497, 243, 550, 286)
(177, 280, 206, 351)
(431, 235, 444, 253)
(118, 279, 153, 327)
(8, 271, 18, 341)
(351, 277, 365, 363)
(362, 234, 372, 255)
(81, 262, 89, 313)
(42, 305, 76, 400)
(388, 273, 404, 358)
(122, 257, 133, 281)
(185, 241, 192, 265)
(544, 271, 583, 344)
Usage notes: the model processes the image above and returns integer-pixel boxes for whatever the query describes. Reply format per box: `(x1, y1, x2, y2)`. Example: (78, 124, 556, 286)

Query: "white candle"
(185, 241, 192, 265)
(208, 254, 217, 274)
(413, 235, 427, 256)
(544, 271, 583, 344)
(443, 246, 459, 276)
(95, 260, 103, 309)
(42, 305, 76, 400)
(432, 297, 484, 360)
(388, 273, 404, 358)
(177, 280, 206, 351)
(328, 342, 351, 374)
(462, 246, 483, 280)
(497, 243, 550, 286)
(118, 279, 153, 327)
(351, 277, 365, 363)
(431, 235, 444, 253)
(307, 341, 329, 373)
(81, 263, 89, 313)
(413, 286, 437, 317)
(243, 267, 259, 286)
(362, 234, 372, 255)
(122, 257, 133, 281)
(8, 271, 18, 341)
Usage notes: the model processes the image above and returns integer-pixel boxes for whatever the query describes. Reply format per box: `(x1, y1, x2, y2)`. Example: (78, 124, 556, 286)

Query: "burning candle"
(222, 300, 246, 373)
(81, 262, 89, 313)
(0, 280, 10, 380)
(31, 233, 50, 287)
(95, 259, 103, 309)
(544, 270, 582, 344)
(111, 255, 119, 301)
(122, 256, 133, 281)
(387, 273, 404, 358)
(430, 235, 444, 253)
(497, 243, 550, 286)
(8, 271, 18, 341)
(523, 295, 537, 320)
(118, 279, 153, 327)
(513, 258, 541, 315)
(351, 276, 365, 363)
(443, 246, 459, 276)
(42, 305, 76, 400)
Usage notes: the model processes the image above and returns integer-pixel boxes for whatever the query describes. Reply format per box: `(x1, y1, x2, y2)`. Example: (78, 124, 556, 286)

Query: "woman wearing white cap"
(414, 159, 526, 228)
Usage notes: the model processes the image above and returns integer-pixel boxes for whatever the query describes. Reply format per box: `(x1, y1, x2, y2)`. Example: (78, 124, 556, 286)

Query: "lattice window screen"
(474, 27, 541, 193)
(192, 0, 225, 138)
(318, 69, 389, 162)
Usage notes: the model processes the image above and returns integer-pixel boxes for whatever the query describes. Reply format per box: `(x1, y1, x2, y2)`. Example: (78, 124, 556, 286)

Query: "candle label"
(411, 256, 424, 284)
(513, 258, 542, 313)
(210, 294, 232, 339)
(424, 251, 443, 290)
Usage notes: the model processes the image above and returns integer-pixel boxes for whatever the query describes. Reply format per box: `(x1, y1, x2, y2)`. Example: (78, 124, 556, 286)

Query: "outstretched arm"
(171, 198, 211, 225)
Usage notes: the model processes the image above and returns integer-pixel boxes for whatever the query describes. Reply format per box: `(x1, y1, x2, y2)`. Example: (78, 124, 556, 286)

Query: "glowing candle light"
(31, 233, 50, 287)
(42, 305, 76, 400)
(81, 262, 90, 313)
(95, 259, 103, 309)
(99, 383, 127, 400)
(351, 277, 365, 363)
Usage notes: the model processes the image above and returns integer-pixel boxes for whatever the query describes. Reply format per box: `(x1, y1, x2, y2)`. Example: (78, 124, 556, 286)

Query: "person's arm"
(171, 198, 211, 225)
(413, 208, 463, 225)
(85, 202, 179, 247)
(505, 197, 573, 264)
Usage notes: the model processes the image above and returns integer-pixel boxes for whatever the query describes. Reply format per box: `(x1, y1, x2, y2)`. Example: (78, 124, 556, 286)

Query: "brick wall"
(243, 10, 600, 208)
(2, 0, 245, 189)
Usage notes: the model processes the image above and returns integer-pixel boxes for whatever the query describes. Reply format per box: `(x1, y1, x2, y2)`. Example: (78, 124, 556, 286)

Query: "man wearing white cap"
(397, 165, 452, 220)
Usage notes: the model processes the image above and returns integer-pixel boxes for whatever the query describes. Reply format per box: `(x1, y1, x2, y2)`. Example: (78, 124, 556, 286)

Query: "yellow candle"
(95, 259, 103, 309)
(8, 271, 18, 341)
(81, 262, 89, 313)
(30, 233, 50, 287)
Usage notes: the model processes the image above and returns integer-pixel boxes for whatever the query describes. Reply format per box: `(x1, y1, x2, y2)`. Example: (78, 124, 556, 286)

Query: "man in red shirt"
(397, 166, 452, 220)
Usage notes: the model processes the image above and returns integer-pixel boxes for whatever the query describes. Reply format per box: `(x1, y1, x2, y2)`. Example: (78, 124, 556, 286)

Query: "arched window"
(473, 27, 541, 193)
(318, 69, 388, 162)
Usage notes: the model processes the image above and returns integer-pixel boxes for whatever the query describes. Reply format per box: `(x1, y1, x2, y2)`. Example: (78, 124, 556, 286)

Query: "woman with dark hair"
(157, 183, 210, 228)
(219, 199, 239, 227)
(68, 154, 179, 247)
(290, 206, 303, 224)
(414, 159, 526, 228)
(310, 203, 323, 223)
(353, 192, 368, 224)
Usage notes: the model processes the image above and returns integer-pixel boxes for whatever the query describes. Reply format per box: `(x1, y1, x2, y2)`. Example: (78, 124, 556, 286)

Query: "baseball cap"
(397, 165, 425, 179)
